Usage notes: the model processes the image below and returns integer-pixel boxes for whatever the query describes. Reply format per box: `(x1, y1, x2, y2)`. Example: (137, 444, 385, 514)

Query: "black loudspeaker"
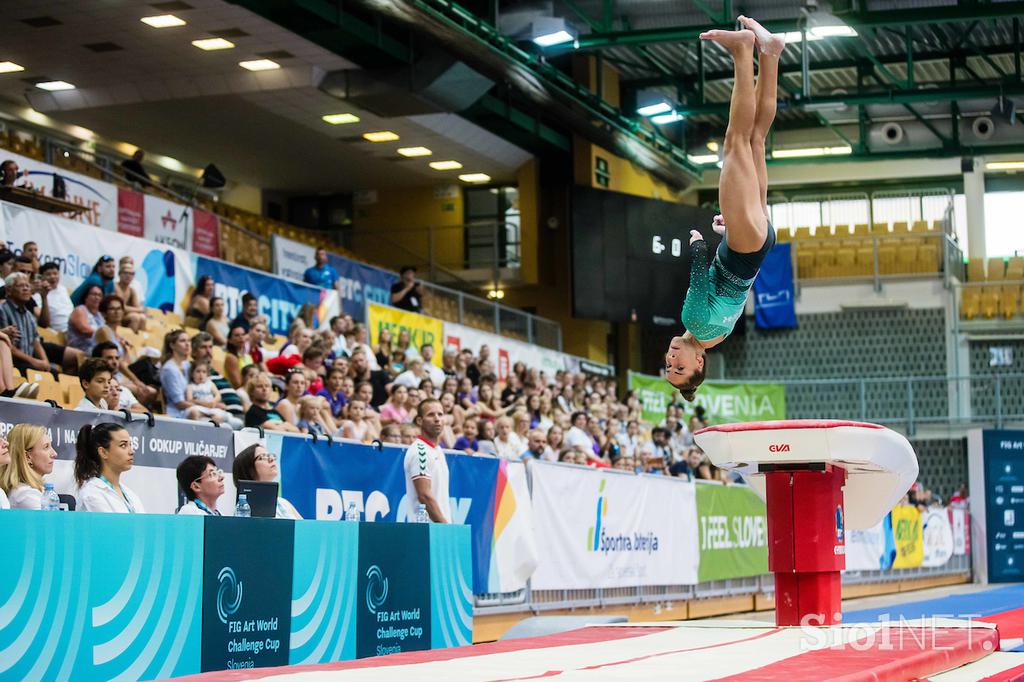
(960, 157, 975, 174)
(201, 163, 226, 189)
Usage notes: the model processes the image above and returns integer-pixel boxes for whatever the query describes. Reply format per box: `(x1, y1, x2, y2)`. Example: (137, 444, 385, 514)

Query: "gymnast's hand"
(689, 229, 704, 245)
(712, 214, 726, 236)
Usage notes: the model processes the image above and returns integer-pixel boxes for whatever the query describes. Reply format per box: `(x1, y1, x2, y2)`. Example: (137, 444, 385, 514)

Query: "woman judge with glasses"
(175, 455, 225, 515)
(231, 444, 301, 520)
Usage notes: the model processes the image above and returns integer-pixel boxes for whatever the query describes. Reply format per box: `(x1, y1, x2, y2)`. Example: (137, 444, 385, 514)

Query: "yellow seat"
(855, 247, 875, 276)
(931, 220, 944, 231)
(892, 221, 910, 234)
(64, 382, 85, 409)
(988, 258, 1006, 281)
(911, 220, 929, 233)
(877, 245, 897, 275)
(794, 226, 812, 241)
(1000, 285, 1021, 319)
(814, 247, 836, 278)
(813, 225, 832, 239)
(967, 258, 986, 283)
(961, 288, 982, 319)
(833, 224, 851, 238)
(36, 381, 62, 404)
(57, 373, 78, 402)
(775, 227, 791, 242)
(1006, 257, 1023, 280)
(164, 311, 183, 327)
(24, 369, 55, 386)
(871, 222, 890, 236)
(981, 286, 1001, 318)
(835, 248, 856, 277)
(895, 244, 918, 274)
(852, 224, 869, 237)
(38, 327, 65, 345)
(917, 243, 940, 273)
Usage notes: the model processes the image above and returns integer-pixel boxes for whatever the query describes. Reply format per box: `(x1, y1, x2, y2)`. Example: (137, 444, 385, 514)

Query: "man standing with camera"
(390, 265, 423, 313)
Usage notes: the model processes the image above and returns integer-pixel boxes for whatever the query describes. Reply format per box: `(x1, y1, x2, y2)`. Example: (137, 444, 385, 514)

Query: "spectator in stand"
(399, 424, 419, 445)
(75, 422, 144, 513)
(453, 419, 479, 454)
(416, 344, 442, 385)
(340, 399, 377, 442)
(521, 429, 547, 462)
(390, 266, 424, 313)
(112, 263, 146, 332)
(232, 444, 301, 519)
(372, 326, 393, 368)
(185, 276, 214, 328)
(379, 423, 401, 445)
(685, 446, 713, 481)
(244, 372, 300, 432)
(19, 243, 38, 274)
(222, 326, 248, 388)
(474, 381, 511, 421)
(190, 332, 246, 418)
(513, 410, 531, 443)
(350, 347, 389, 407)
(394, 328, 419, 361)
(67, 284, 105, 354)
(94, 295, 134, 356)
(542, 425, 564, 461)
(329, 315, 351, 359)
(564, 411, 595, 455)
(77, 357, 112, 411)
(246, 322, 269, 373)
(0, 435, 8, 508)
(186, 361, 241, 428)
(467, 345, 490, 385)
(92, 341, 156, 407)
(277, 369, 335, 432)
(317, 365, 348, 420)
(1, 423, 57, 509)
(303, 247, 339, 289)
(176, 456, 224, 515)
(71, 255, 115, 306)
(203, 297, 230, 347)
(441, 348, 459, 380)
(1, 159, 22, 187)
(160, 329, 193, 420)
(296, 395, 332, 436)
(106, 376, 145, 414)
(267, 325, 313, 376)
(34, 262, 73, 334)
(230, 292, 261, 332)
(0, 329, 32, 398)
(121, 149, 151, 185)
(379, 384, 410, 425)
(477, 419, 498, 456)
(0, 272, 58, 375)
(394, 356, 428, 390)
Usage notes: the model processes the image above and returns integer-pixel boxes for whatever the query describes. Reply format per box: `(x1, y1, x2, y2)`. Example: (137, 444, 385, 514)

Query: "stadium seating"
(967, 258, 986, 282)
(960, 288, 981, 319)
(987, 257, 1006, 281)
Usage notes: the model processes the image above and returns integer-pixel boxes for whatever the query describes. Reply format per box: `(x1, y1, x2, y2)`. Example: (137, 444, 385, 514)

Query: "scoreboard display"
(571, 186, 719, 326)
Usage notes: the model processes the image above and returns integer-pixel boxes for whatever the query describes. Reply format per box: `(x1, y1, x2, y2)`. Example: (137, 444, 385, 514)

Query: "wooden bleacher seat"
(967, 258, 986, 282)
(796, 249, 815, 279)
(871, 222, 889, 236)
(812, 225, 831, 239)
(814, 247, 836, 277)
(38, 327, 65, 346)
(1006, 257, 1023, 280)
(981, 287, 1001, 318)
(57, 373, 78, 401)
(911, 220, 929, 233)
(960, 288, 981, 319)
(64, 382, 85, 409)
(877, 244, 897, 275)
(775, 227, 791, 242)
(855, 247, 875, 276)
(852, 224, 869, 237)
(1000, 285, 1021, 319)
(892, 221, 909, 234)
(895, 244, 918, 274)
(987, 257, 1006, 281)
(917, 243, 940, 273)
(794, 226, 812, 240)
(36, 380, 62, 404)
(833, 224, 851, 238)
(835, 248, 856, 277)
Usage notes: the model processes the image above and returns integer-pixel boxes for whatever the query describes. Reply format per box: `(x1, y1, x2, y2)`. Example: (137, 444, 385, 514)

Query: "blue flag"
(753, 242, 797, 329)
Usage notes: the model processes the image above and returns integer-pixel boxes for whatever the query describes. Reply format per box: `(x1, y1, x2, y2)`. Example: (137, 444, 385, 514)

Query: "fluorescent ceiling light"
(0, 62, 25, 74)
(363, 131, 399, 142)
(530, 17, 577, 47)
(322, 113, 360, 124)
(35, 80, 75, 91)
(651, 111, 684, 125)
(771, 145, 852, 158)
(811, 25, 857, 38)
(782, 31, 823, 44)
(706, 140, 719, 152)
(986, 161, 1024, 170)
(687, 154, 720, 165)
(192, 37, 235, 51)
(637, 101, 673, 117)
(141, 14, 186, 28)
(534, 30, 574, 47)
(397, 147, 432, 157)
(458, 173, 491, 183)
(429, 160, 463, 170)
(239, 59, 280, 71)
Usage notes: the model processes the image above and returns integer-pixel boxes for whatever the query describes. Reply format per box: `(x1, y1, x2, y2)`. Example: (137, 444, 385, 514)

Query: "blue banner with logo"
(194, 256, 329, 335)
(327, 253, 397, 322)
(276, 436, 497, 594)
(753, 243, 797, 330)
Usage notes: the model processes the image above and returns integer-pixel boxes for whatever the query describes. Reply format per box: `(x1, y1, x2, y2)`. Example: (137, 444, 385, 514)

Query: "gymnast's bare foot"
(738, 15, 785, 55)
(698, 28, 755, 53)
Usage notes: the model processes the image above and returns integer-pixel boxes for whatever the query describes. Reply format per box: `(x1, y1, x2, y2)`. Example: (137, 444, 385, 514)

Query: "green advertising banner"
(696, 484, 769, 582)
(627, 371, 786, 425)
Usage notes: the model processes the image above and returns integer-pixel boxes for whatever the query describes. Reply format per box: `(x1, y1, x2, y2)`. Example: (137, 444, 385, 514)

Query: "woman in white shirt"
(74, 422, 144, 513)
(176, 456, 225, 515)
(0, 435, 9, 509)
(1, 424, 57, 509)
(231, 443, 301, 519)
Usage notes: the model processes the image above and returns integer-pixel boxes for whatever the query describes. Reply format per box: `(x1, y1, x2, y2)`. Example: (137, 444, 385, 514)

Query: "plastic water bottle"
(235, 494, 251, 518)
(40, 483, 60, 511)
(344, 501, 359, 522)
(415, 503, 429, 524)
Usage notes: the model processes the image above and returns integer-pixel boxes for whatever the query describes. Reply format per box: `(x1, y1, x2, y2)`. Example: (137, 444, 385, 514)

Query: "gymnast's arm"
(681, 232, 711, 331)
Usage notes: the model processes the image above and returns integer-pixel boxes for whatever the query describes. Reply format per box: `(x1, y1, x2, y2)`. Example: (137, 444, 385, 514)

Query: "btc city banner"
(695, 482, 769, 582)
(271, 234, 397, 322)
(367, 302, 443, 365)
(528, 461, 699, 589)
(1, 200, 194, 315)
(0, 397, 237, 515)
(627, 370, 786, 425)
(270, 432, 536, 595)
(194, 255, 340, 336)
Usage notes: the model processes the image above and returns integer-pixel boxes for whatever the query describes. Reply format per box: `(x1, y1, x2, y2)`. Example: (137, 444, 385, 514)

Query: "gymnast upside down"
(666, 17, 784, 401)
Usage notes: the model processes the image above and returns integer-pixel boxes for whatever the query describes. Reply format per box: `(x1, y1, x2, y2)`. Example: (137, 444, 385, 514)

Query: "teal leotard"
(680, 239, 754, 342)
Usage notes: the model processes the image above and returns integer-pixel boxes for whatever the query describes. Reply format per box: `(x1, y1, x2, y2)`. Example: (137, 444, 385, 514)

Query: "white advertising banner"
(922, 508, 955, 567)
(143, 193, 191, 250)
(490, 461, 539, 593)
(272, 234, 317, 283)
(1, 150, 118, 230)
(529, 461, 699, 589)
(443, 320, 570, 379)
(951, 507, 967, 555)
(845, 521, 890, 571)
(0, 200, 194, 316)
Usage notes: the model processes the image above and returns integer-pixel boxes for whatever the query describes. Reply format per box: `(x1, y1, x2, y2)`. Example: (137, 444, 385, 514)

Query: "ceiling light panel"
(322, 113, 360, 125)
(429, 160, 463, 170)
(35, 80, 75, 91)
(239, 59, 280, 71)
(141, 14, 186, 28)
(0, 62, 24, 74)
(363, 131, 399, 142)
(192, 38, 235, 51)
(397, 147, 432, 157)
(458, 173, 491, 183)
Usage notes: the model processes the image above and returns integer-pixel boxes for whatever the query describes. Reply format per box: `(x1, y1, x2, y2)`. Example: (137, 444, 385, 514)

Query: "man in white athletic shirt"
(403, 397, 451, 523)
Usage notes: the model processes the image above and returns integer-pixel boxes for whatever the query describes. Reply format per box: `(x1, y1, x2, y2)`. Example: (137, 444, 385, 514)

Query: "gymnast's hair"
(677, 367, 706, 402)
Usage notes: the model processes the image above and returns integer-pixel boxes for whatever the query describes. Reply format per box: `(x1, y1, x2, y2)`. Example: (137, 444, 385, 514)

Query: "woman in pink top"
(379, 384, 410, 425)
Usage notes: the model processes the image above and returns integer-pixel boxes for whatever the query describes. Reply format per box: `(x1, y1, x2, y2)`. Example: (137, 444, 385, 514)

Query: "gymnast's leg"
(740, 15, 785, 219)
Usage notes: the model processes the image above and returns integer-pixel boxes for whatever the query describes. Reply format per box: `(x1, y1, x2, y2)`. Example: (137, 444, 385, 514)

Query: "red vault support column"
(765, 465, 847, 626)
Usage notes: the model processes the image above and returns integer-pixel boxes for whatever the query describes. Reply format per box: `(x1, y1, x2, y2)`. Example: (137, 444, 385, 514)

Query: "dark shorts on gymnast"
(716, 220, 776, 281)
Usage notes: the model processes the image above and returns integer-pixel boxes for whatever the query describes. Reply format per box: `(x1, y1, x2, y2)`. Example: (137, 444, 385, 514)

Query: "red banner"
(498, 348, 510, 381)
(116, 188, 144, 236)
(192, 209, 220, 257)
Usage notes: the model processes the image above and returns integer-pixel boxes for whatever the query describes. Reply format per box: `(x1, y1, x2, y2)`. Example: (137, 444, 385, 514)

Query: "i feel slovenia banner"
(274, 434, 500, 595)
(529, 461, 699, 589)
(695, 482, 769, 582)
(627, 370, 786, 425)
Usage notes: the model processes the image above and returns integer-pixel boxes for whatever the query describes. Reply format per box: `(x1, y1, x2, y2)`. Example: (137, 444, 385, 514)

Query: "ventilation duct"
(880, 122, 904, 145)
(317, 53, 494, 118)
(971, 116, 995, 140)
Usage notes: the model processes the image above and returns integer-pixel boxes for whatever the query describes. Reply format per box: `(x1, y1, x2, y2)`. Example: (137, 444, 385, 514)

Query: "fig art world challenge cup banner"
(627, 370, 786, 425)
